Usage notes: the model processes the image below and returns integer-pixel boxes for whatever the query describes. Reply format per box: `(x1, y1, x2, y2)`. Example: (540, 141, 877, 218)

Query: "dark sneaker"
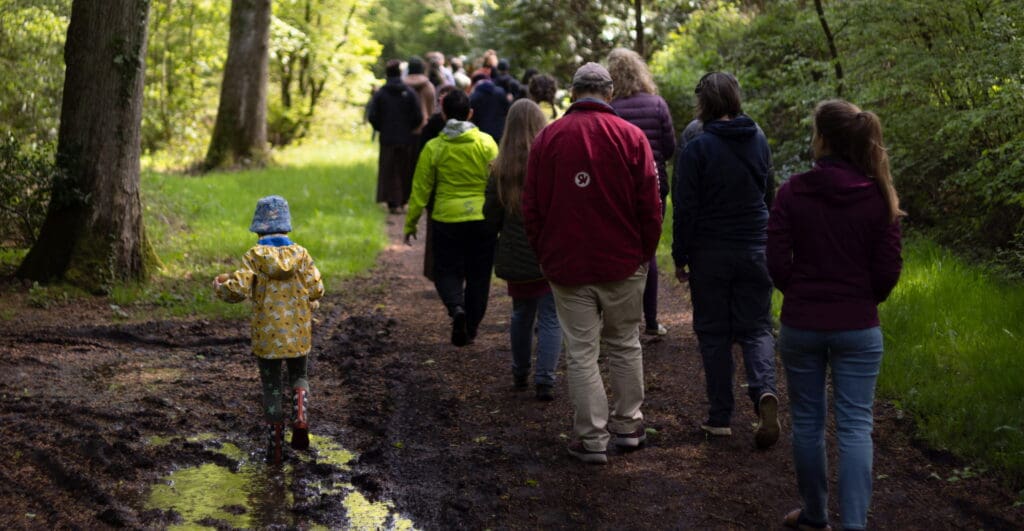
(755, 392, 781, 449)
(700, 421, 732, 437)
(513, 374, 528, 390)
(451, 307, 468, 347)
(535, 384, 554, 401)
(567, 440, 608, 464)
(611, 426, 647, 448)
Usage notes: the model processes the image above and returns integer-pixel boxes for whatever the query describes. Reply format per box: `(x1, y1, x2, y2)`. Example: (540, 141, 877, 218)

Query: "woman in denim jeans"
(767, 99, 904, 530)
(483, 99, 563, 401)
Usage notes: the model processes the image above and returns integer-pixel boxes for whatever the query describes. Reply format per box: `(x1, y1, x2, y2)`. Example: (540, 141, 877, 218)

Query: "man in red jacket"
(522, 62, 663, 464)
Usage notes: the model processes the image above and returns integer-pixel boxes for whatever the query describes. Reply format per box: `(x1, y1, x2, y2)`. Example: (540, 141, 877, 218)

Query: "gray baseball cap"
(572, 62, 612, 87)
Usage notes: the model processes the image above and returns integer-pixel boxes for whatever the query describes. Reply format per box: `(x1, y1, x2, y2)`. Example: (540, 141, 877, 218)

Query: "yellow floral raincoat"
(215, 240, 324, 359)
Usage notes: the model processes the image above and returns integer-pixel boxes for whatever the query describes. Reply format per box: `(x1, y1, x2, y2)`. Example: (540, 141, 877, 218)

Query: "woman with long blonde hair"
(483, 99, 562, 400)
(607, 47, 676, 336)
(767, 99, 903, 531)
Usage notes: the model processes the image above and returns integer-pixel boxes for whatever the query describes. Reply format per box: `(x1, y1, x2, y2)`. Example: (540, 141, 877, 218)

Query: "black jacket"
(483, 174, 544, 281)
(672, 115, 774, 268)
(367, 76, 423, 146)
(470, 80, 510, 143)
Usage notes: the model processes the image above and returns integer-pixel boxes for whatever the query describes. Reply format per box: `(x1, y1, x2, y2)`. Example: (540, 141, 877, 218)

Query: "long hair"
(813, 99, 905, 223)
(491, 99, 547, 214)
(607, 47, 657, 99)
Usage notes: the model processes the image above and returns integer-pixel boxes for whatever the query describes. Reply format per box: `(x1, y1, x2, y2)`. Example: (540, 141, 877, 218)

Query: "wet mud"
(0, 215, 1022, 529)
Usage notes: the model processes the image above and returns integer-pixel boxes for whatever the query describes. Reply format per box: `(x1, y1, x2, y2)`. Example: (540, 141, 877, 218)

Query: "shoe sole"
(701, 424, 733, 436)
(567, 446, 608, 464)
(451, 312, 468, 347)
(612, 433, 647, 448)
(756, 394, 781, 449)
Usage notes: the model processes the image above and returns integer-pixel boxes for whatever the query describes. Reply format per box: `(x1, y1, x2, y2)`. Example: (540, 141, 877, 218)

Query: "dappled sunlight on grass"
(129, 140, 387, 318)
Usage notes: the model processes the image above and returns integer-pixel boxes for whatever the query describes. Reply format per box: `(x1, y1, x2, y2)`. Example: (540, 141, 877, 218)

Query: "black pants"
(689, 247, 777, 425)
(432, 220, 497, 338)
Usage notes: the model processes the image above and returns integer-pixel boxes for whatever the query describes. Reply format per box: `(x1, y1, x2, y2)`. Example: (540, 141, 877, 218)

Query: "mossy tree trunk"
(203, 0, 271, 170)
(16, 0, 157, 293)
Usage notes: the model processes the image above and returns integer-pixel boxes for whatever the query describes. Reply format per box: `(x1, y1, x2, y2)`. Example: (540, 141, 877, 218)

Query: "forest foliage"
(649, 0, 1024, 272)
(2, 0, 1023, 270)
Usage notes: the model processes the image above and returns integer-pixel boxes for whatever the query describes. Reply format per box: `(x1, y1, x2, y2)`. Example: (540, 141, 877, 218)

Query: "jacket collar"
(565, 98, 618, 116)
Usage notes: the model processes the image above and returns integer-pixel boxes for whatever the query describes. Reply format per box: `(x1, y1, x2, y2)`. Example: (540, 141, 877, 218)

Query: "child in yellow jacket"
(214, 195, 324, 463)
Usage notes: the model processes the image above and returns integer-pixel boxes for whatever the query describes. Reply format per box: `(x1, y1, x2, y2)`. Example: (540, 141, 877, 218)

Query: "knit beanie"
(250, 195, 292, 235)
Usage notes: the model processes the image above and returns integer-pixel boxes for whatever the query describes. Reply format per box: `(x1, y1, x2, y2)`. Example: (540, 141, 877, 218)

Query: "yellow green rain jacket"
(215, 235, 324, 359)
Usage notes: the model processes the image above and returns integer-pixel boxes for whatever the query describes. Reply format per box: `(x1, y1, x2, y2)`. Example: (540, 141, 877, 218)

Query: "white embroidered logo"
(574, 171, 591, 188)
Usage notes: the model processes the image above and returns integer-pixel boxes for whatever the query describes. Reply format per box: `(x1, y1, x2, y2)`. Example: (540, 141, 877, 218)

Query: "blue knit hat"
(250, 195, 292, 234)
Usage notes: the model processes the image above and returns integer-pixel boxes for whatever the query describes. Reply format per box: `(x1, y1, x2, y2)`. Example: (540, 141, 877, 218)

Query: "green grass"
(878, 239, 1024, 481)
(112, 140, 388, 318)
(662, 200, 1024, 482)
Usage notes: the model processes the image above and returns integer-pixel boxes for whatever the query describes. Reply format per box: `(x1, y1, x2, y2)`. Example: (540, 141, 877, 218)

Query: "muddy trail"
(1, 214, 1022, 530)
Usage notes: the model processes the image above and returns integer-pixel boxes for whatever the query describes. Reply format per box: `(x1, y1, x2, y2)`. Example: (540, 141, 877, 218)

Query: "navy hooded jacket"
(671, 114, 773, 269)
(470, 80, 511, 143)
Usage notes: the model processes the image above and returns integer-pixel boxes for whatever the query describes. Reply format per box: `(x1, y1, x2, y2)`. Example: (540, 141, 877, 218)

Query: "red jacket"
(522, 99, 663, 286)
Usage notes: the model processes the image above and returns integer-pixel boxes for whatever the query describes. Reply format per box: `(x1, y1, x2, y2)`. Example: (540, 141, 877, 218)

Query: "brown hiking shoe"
(567, 440, 608, 464)
(611, 425, 647, 448)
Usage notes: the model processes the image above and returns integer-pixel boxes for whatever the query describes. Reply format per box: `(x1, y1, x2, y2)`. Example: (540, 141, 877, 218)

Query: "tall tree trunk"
(17, 0, 157, 292)
(813, 0, 844, 97)
(635, 0, 644, 57)
(204, 0, 271, 170)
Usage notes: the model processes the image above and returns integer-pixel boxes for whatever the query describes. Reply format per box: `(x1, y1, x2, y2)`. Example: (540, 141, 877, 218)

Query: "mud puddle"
(145, 432, 416, 530)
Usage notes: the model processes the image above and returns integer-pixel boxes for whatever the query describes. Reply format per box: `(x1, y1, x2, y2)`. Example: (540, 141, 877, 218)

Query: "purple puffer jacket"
(611, 93, 676, 196)
(767, 157, 902, 331)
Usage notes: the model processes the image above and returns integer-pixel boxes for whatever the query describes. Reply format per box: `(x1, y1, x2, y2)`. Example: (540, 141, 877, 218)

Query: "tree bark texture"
(17, 0, 156, 291)
(635, 0, 644, 57)
(204, 0, 271, 169)
(814, 0, 844, 97)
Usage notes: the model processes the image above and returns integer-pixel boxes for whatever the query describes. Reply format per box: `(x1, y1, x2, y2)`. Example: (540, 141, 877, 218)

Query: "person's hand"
(675, 267, 690, 283)
(404, 230, 417, 246)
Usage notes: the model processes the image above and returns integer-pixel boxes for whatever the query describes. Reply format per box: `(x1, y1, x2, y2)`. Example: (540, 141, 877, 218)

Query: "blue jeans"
(510, 291, 562, 386)
(779, 325, 883, 531)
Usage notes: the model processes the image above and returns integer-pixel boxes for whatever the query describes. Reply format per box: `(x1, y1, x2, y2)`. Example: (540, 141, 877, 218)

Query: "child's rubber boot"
(267, 421, 285, 465)
(291, 387, 310, 450)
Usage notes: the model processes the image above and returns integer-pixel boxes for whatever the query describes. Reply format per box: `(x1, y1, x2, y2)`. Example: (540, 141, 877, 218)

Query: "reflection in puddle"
(145, 433, 414, 530)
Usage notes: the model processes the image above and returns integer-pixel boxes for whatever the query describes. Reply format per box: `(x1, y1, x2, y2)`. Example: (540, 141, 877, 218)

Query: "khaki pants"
(551, 265, 647, 451)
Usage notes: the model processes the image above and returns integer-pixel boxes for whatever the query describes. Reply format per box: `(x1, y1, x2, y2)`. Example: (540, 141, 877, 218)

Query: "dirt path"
(0, 213, 1021, 529)
(342, 214, 1023, 529)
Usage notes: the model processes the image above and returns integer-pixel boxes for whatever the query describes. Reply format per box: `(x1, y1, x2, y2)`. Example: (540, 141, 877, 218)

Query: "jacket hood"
(791, 157, 880, 206)
(404, 73, 430, 90)
(383, 76, 409, 94)
(704, 114, 758, 140)
(441, 119, 478, 140)
(473, 80, 503, 95)
(250, 244, 304, 280)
